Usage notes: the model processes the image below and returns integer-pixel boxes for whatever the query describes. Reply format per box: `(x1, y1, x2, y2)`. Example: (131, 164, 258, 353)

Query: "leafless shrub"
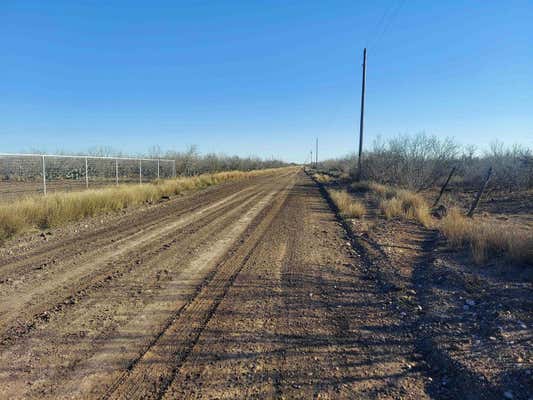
(165, 145, 287, 175)
(362, 133, 459, 190)
(320, 134, 532, 192)
(460, 142, 533, 191)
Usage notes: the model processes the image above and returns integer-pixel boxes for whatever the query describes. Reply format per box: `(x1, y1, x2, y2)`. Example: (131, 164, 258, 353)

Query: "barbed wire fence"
(0, 153, 176, 200)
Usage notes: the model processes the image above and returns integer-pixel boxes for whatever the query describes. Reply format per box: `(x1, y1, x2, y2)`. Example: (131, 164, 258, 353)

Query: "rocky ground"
(0, 168, 530, 399)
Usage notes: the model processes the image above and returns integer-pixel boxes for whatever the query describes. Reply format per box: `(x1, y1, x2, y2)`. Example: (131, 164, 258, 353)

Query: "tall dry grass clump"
(370, 183, 431, 227)
(395, 190, 432, 227)
(313, 173, 332, 183)
(0, 168, 283, 243)
(329, 190, 366, 219)
(379, 198, 403, 220)
(440, 208, 533, 265)
(368, 182, 397, 199)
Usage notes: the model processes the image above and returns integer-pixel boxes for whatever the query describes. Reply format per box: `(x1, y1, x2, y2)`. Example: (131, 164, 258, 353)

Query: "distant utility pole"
(315, 138, 318, 168)
(356, 47, 367, 181)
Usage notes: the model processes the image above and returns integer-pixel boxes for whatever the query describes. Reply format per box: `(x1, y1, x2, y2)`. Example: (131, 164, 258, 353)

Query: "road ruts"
(158, 172, 432, 399)
(0, 170, 296, 399)
(0, 169, 435, 399)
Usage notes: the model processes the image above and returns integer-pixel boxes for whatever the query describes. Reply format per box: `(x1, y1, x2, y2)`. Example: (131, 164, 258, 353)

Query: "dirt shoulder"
(315, 173, 532, 400)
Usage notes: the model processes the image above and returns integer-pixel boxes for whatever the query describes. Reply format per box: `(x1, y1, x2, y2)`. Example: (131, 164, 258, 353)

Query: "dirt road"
(1, 169, 440, 399)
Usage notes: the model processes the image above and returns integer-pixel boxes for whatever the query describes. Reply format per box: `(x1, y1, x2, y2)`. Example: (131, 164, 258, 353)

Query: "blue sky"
(1, 0, 532, 162)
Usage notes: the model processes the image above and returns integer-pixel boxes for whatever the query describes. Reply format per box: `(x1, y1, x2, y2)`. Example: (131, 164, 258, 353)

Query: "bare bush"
(362, 133, 459, 190)
(460, 142, 532, 191)
(165, 145, 287, 175)
(319, 134, 532, 192)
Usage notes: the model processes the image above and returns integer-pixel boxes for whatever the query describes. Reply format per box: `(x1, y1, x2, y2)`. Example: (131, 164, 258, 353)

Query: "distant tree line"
(319, 133, 532, 192)
(77, 145, 288, 175)
(162, 146, 288, 175)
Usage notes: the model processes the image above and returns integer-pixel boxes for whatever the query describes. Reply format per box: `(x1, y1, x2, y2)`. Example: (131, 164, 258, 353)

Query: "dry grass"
(395, 190, 432, 227)
(440, 208, 533, 265)
(367, 183, 431, 227)
(0, 168, 284, 242)
(368, 182, 397, 199)
(329, 190, 366, 219)
(313, 173, 333, 183)
(348, 179, 530, 266)
(379, 198, 403, 220)
(374, 182, 530, 265)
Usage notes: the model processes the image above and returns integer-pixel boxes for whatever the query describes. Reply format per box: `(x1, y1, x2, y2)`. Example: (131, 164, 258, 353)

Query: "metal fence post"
(139, 159, 142, 184)
(85, 157, 89, 189)
(115, 159, 119, 185)
(157, 159, 160, 179)
(42, 155, 47, 196)
(173, 160, 176, 178)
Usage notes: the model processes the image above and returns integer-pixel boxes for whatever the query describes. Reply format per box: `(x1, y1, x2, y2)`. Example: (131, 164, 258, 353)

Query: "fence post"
(157, 159, 160, 180)
(433, 166, 456, 207)
(42, 155, 47, 196)
(139, 159, 142, 184)
(115, 159, 119, 185)
(467, 166, 492, 218)
(173, 160, 176, 178)
(85, 157, 89, 189)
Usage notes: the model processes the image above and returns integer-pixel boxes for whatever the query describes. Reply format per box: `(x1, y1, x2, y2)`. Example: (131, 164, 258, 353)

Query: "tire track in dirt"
(0, 186, 262, 342)
(100, 174, 296, 400)
(1, 188, 270, 399)
(0, 182, 256, 281)
(161, 172, 432, 399)
(0, 178, 267, 271)
(0, 172, 298, 399)
(0, 170, 294, 279)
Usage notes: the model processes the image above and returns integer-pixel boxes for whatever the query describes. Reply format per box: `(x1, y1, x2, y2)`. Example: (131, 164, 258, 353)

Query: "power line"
(366, 0, 406, 51)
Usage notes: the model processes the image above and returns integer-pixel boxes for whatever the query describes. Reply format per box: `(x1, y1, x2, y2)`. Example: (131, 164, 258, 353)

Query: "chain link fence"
(0, 153, 176, 201)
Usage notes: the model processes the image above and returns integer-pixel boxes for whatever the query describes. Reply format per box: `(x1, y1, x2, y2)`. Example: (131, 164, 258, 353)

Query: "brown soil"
(0, 169, 529, 399)
(325, 177, 532, 400)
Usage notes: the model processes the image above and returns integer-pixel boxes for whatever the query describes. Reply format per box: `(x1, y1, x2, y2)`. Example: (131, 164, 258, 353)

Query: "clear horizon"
(2, 1, 532, 162)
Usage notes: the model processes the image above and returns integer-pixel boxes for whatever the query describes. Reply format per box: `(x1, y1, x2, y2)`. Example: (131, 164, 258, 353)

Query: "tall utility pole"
(315, 138, 318, 168)
(356, 48, 367, 181)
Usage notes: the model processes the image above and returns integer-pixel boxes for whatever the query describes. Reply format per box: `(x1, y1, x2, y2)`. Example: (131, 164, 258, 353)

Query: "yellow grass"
(329, 189, 366, 219)
(395, 190, 432, 227)
(0, 168, 284, 242)
(368, 182, 397, 199)
(368, 183, 431, 227)
(353, 180, 530, 265)
(379, 198, 403, 220)
(313, 173, 332, 183)
(440, 208, 532, 265)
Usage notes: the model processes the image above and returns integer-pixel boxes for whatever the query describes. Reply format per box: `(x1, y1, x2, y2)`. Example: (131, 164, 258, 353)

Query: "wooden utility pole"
(315, 138, 318, 168)
(356, 48, 367, 181)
